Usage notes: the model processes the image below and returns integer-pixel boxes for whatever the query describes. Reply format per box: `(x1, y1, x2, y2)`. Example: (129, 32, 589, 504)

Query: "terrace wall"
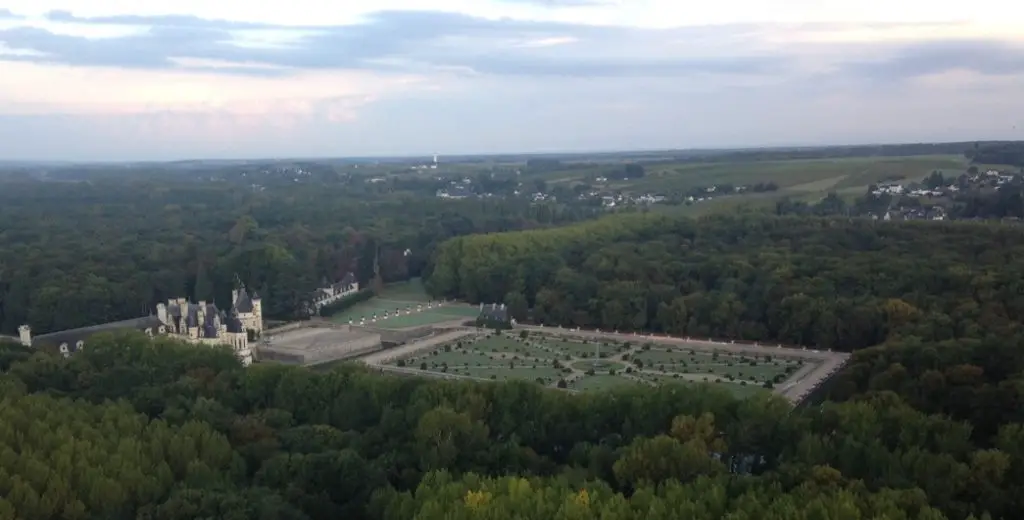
(258, 328, 383, 366)
(352, 324, 435, 345)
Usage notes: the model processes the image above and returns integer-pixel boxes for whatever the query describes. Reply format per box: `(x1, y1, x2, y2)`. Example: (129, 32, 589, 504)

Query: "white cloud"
(0, 1, 1023, 160)
(0, 60, 436, 118)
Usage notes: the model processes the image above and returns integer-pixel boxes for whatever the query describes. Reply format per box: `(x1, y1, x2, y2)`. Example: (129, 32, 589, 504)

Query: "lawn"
(630, 347, 799, 385)
(570, 374, 644, 392)
(327, 278, 480, 328)
(378, 278, 432, 301)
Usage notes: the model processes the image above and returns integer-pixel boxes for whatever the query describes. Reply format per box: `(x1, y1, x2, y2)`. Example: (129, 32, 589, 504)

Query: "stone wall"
(257, 326, 383, 366)
(264, 321, 311, 336)
(351, 324, 435, 345)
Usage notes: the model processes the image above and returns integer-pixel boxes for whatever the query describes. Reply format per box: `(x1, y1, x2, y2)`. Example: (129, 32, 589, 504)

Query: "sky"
(0, 1, 1022, 161)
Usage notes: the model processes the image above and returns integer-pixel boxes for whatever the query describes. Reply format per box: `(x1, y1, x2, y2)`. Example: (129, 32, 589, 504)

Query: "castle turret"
(18, 325, 31, 347)
(251, 291, 263, 333)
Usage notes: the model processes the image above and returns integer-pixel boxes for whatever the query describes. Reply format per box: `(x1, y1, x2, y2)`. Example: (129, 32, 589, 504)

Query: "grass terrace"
(327, 278, 480, 329)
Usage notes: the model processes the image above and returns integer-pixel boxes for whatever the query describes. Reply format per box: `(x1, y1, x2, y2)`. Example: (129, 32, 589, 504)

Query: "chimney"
(18, 325, 31, 347)
(157, 303, 168, 324)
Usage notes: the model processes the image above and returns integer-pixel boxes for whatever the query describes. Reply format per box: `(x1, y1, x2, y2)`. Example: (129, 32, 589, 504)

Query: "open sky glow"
(1, 1, 1022, 160)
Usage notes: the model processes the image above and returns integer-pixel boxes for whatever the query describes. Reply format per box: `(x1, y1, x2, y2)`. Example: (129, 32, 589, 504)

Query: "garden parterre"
(385, 331, 807, 397)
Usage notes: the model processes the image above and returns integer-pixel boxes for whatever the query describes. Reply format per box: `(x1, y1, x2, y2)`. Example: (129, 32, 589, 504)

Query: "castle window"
(75, 340, 84, 350)
(158, 326, 166, 334)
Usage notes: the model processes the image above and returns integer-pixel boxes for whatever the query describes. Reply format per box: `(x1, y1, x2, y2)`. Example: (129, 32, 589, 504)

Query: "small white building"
(309, 273, 360, 311)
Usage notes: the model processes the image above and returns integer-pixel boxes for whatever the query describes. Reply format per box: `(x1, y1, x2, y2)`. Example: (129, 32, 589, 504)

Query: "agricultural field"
(384, 331, 808, 398)
(641, 155, 964, 192)
(327, 278, 480, 329)
(553, 155, 968, 216)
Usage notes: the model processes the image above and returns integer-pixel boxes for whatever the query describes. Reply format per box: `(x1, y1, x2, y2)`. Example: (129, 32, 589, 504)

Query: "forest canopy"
(0, 326, 1021, 520)
(426, 213, 1024, 352)
(0, 177, 599, 334)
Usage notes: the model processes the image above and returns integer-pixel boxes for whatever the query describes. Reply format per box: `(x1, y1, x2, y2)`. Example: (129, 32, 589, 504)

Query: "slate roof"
(234, 287, 254, 313)
(32, 315, 166, 351)
(479, 305, 510, 322)
(225, 310, 245, 334)
(312, 273, 357, 300)
(165, 301, 228, 338)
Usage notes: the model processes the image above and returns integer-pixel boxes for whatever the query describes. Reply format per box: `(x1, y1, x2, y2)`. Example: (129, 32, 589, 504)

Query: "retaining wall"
(351, 324, 434, 345)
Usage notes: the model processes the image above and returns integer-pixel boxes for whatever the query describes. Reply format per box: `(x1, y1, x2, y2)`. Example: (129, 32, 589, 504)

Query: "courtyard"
(381, 331, 809, 398)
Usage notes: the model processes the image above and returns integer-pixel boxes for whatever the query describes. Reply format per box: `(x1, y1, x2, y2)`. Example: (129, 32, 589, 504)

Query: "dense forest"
(4, 167, 1024, 519)
(0, 329, 1020, 520)
(0, 175, 599, 334)
(426, 213, 1024, 352)
(965, 142, 1024, 168)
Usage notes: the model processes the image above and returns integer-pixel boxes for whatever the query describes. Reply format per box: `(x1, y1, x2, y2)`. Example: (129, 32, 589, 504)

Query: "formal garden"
(386, 331, 808, 396)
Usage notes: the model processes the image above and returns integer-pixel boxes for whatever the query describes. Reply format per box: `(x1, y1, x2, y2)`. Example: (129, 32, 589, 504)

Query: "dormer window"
(75, 340, 84, 350)
(158, 326, 166, 334)
(145, 328, 153, 336)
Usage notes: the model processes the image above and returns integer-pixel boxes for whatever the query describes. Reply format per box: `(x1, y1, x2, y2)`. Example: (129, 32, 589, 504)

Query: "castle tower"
(18, 325, 31, 347)
(251, 291, 263, 333)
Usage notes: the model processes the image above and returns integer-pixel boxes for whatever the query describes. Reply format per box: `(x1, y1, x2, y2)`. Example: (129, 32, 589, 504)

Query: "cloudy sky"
(0, 1, 1022, 161)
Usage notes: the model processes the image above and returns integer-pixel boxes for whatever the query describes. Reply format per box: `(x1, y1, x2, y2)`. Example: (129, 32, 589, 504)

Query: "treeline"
(965, 142, 1024, 168)
(0, 176, 598, 335)
(427, 213, 1024, 351)
(1, 332, 1021, 519)
(674, 142, 981, 163)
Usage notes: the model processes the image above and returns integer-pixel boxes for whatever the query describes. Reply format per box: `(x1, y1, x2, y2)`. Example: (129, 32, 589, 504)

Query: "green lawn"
(631, 347, 797, 383)
(570, 375, 644, 392)
(571, 360, 626, 372)
(638, 373, 771, 398)
(370, 311, 462, 328)
(378, 278, 432, 301)
(326, 278, 480, 328)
